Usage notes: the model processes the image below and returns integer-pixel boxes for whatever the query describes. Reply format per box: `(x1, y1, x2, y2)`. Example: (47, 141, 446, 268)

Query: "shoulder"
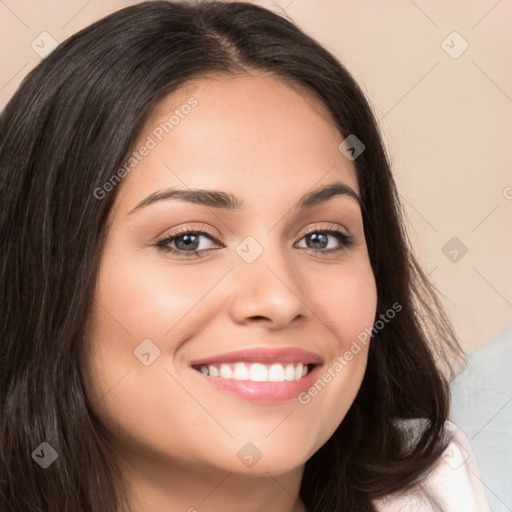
(372, 419, 492, 512)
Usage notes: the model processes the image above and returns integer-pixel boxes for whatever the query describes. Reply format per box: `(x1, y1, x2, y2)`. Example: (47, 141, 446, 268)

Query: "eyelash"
(155, 224, 354, 258)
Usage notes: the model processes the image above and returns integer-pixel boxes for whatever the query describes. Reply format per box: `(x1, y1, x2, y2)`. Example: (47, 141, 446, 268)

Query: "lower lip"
(190, 364, 322, 403)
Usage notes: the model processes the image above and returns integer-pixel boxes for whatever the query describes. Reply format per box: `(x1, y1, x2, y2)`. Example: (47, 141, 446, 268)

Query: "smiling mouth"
(191, 361, 316, 382)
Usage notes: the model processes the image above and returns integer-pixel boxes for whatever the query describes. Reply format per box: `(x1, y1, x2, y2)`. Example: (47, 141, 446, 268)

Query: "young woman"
(0, 2, 492, 511)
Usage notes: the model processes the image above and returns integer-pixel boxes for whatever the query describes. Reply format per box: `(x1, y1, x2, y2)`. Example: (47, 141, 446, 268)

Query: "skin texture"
(79, 71, 378, 512)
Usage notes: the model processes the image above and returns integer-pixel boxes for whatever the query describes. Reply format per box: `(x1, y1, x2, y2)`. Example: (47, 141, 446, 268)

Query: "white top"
(372, 420, 492, 511)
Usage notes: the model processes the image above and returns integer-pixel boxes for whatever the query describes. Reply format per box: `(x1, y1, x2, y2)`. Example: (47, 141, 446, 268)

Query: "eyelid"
(157, 224, 219, 241)
(158, 222, 350, 246)
(298, 222, 350, 239)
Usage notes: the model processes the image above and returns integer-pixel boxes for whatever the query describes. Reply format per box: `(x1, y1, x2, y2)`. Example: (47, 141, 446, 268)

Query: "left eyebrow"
(127, 180, 362, 215)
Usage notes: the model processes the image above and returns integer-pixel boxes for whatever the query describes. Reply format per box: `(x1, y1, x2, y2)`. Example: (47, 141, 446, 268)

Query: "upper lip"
(189, 347, 324, 367)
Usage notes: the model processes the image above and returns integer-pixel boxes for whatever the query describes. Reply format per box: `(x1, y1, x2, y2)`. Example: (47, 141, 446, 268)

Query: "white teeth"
(219, 364, 232, 379)
(268, 363, 285, 382)
(284, 363, 296, 381)
(232, 362, 249, 380)
(195, 362, 311, 382)
(208, 365, 220, 377)
(249, 363, 268, 381)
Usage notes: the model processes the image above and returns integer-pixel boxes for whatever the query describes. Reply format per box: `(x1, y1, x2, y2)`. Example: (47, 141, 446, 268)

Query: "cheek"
(292, 258, 376, 446)
(78, 260, 212, 457)
(309, 256, 378, 346)
(92, 249, 222, 342)
(79, 250, 231, 420)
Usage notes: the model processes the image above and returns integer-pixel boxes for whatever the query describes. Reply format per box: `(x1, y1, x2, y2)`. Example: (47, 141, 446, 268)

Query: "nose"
(227, 249, 309, 330)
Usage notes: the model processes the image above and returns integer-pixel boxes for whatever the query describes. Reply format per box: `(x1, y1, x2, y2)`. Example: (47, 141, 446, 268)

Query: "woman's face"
(80, 72, 377, 480)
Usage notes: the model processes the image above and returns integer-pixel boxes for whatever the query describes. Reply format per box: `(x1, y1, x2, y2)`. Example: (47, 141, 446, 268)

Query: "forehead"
(112, 71, 359, 214)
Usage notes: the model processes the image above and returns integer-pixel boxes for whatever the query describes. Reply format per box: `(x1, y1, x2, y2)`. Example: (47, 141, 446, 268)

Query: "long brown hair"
(0, 2, 464, 511)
